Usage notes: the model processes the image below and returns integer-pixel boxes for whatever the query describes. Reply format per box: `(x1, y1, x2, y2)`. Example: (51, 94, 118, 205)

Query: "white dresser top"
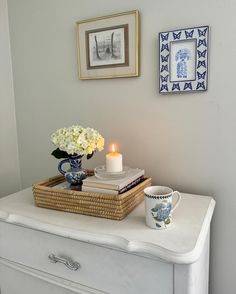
(0, 188, 215, 264)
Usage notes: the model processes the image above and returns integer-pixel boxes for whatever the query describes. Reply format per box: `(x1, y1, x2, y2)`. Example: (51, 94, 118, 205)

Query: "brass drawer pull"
(48, 254, 80, 271)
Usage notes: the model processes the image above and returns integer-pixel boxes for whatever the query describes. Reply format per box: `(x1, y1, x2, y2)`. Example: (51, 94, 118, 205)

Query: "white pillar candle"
(106, 144, 123, 172)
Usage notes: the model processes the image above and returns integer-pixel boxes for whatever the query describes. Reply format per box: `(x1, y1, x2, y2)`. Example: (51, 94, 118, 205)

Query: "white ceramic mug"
(144, 186, 181, 229)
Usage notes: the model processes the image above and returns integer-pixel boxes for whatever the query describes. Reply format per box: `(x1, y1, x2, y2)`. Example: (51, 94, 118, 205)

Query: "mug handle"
(171, 191, 181, 213)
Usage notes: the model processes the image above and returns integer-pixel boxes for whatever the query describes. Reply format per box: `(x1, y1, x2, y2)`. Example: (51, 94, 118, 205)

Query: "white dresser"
(0, 188, 215, 294)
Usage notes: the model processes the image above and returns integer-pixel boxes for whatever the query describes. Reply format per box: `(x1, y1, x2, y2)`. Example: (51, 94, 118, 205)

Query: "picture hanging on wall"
(159, 26, 209, 93)
(77, 10, 140, 80)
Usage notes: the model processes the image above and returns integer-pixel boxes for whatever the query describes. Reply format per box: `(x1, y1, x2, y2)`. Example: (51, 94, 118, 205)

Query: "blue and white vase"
(58, 155, 87, 186)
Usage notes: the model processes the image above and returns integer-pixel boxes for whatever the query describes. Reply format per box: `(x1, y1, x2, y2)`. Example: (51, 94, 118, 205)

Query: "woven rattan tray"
(33, 171, 151, 220)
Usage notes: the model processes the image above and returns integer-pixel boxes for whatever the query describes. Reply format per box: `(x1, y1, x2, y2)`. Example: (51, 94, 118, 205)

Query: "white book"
(82, 168, 145, 190)
(82, 186, 119, 195)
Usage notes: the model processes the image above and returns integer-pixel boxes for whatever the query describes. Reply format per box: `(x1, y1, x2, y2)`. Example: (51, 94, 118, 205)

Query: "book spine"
(118, 176, 144, 193)
(82, 186, 118, 195)
(82, 182, 118, 190)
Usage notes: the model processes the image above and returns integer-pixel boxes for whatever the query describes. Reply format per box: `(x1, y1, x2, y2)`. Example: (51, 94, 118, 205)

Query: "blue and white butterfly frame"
(159, 26, 209, 93)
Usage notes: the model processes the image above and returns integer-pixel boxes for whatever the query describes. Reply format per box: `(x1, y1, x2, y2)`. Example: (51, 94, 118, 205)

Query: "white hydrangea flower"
(51, 125, 104, 156)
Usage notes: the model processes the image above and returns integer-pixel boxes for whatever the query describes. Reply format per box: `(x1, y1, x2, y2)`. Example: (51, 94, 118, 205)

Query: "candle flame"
(111, 144, 116, 152)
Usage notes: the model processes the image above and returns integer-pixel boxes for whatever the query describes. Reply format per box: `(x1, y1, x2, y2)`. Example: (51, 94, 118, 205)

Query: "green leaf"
(51, 148, 69, 159)
(87, 152, 94, 160)
(165, 218, 171, 225)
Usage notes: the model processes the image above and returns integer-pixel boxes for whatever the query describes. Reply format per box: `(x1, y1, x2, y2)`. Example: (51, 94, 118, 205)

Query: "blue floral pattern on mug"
(151, 201, 172, 227)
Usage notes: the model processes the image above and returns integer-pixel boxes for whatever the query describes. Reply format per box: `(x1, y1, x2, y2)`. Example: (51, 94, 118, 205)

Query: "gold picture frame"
(76, 10, 140, 80)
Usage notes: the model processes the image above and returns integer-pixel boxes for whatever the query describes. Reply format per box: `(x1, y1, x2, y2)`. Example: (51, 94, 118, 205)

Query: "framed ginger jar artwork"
(77, 10, 140, 80)
(159, 26, 209, 93)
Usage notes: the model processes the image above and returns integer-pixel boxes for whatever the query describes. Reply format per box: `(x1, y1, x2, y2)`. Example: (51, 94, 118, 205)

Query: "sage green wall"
(7, 0, 236, 293)
(0, 0, 21, 197)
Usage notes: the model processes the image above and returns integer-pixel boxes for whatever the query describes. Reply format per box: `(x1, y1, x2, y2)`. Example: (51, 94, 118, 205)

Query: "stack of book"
(82, 168, 145, 195)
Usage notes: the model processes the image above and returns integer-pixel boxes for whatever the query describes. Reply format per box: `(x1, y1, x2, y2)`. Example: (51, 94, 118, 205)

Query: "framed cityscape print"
(159, 26, 209, 93)
(77, 10, 140, 80)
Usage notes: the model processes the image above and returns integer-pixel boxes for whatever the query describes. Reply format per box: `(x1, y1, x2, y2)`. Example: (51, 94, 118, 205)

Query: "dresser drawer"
(0, 221, 173, 294)
(0, 262, 81, 294)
